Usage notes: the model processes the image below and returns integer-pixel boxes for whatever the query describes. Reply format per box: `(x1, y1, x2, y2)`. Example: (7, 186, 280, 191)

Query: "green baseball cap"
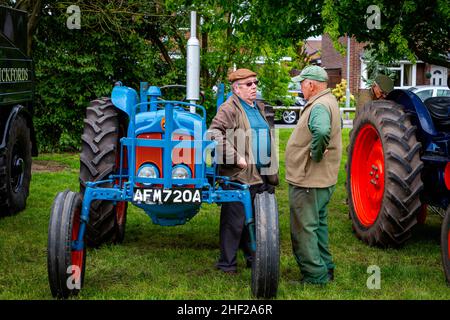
(298, 65, 328, 83)
(374, 74, 394, 94)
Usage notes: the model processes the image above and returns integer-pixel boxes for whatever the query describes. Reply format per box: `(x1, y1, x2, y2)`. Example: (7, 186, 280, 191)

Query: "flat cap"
(228, 68, 257, 82)
(298, 65, 328, 83)
(374, 74, 394, 94)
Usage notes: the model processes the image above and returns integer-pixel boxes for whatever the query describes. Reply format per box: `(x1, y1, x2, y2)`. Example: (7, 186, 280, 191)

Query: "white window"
(387, 61, 417, 88)
(360, 59, 369, 89)
(360, 58, 421, 89)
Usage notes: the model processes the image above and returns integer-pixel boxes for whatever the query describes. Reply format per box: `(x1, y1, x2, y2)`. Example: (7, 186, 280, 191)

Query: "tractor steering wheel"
(159, 84, 205, 106)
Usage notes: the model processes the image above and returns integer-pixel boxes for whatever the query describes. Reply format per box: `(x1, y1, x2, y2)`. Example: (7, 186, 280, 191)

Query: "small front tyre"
(47, 190, 86, 299)
(251, 191, 280, 298)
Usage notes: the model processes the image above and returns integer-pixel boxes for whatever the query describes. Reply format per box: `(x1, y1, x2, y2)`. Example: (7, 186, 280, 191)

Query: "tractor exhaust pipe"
(186, 11, 200, 113)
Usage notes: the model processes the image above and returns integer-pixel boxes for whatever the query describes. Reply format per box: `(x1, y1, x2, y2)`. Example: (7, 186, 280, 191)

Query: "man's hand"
(237, 156, 247, 169)
(310, 149, 329, 161)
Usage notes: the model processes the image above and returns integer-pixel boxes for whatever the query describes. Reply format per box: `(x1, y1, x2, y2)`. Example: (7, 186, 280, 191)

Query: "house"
(320, 34, 449, 107)
(289, 37, 322, 77)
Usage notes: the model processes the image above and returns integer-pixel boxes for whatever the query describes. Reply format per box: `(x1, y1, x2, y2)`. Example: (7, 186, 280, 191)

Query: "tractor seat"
(424, 96, 450, 131)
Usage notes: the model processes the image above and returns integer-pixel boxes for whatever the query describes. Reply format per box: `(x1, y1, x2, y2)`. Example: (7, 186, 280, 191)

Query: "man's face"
(371, 83, 385, 100)
(234, 76, 258, 103)
(301, 79, 314, 100)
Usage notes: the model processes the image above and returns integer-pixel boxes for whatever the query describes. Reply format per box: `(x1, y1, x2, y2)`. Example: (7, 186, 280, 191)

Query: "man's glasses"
(238, 80, 259, 87)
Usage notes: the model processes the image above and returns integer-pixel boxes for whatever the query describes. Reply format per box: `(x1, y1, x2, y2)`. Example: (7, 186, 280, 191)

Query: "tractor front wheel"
(47, 190, 86, 299)
(251, 191, 280, 298)
(347, 100, 424, 247)
(441, 207, 450, 285)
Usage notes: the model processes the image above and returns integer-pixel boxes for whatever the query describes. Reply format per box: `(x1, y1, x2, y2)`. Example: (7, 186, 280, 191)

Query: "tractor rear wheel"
(347, 100, 424, 247)
(79, 98, 128, 247)
(47, 190, 86, 299)
(251, 191, 279, 298)
(441, 207, 450, 285)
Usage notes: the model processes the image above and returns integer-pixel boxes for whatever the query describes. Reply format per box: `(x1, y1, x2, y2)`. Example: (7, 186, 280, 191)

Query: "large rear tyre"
(441, 207, 450, 285)
(47, 190, 86, 299)
(251, 191, 279, 298)
(80, 98, 128, 247)
(0, 114, 32, 216)
(347, 100, 424, 247)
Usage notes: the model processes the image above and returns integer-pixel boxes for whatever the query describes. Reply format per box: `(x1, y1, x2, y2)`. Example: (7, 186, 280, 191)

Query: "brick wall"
(416, 63, 425, 85)
(424, 64, 431, 85)
(343, 37, 367, 95)
(321, 34, 344, 69)
(321, 34, 367, 97)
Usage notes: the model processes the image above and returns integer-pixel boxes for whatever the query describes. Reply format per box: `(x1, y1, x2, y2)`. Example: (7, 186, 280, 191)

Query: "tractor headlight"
(137, 164, 159, 184)
(172, 165, 191, 180)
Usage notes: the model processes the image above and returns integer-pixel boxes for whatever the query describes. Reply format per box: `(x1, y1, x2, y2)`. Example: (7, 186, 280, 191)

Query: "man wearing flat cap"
(371, 74, 394, 100)
(209, 68, 279, 274)
(285, 65, 342, 284)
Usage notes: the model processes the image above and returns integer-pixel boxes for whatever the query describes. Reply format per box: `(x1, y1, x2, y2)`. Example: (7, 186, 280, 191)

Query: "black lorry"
(0, 6, 37, 215)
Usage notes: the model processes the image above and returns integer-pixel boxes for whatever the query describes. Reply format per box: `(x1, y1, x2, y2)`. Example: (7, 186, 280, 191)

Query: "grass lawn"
(0, 128, 449, 300)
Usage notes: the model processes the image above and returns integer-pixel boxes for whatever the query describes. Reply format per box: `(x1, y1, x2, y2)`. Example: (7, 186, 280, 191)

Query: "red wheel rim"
(116, 201, 126, 225)
(71, 208, 84, 282)
(114, 133, 127, 226)
(351, 124, 385, 227)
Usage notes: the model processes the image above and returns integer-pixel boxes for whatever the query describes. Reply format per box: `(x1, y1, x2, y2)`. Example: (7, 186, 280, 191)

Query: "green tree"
(32, 1, 178, 150)
(322, 0, 450, 67)
(164, 0, 317, 113)
(26, 0, 317, 150)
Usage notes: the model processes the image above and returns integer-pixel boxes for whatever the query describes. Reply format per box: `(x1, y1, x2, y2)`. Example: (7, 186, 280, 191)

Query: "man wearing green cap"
(285, 65, 342, 284)
(371, 74, 394, 100)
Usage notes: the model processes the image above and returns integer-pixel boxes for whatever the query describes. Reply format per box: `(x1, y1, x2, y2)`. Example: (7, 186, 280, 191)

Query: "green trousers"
(289, 184, 336, 284)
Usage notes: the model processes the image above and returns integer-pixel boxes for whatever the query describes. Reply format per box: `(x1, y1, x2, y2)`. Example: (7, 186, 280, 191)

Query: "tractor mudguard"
(0, 104, 37, 156)
(111, 84, 138, 116)
(388, 89, 438, 138)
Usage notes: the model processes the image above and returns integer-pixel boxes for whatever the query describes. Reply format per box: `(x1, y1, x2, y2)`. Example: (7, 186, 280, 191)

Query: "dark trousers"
(289, 184, 335, 283)
(216, 176, 273, 272)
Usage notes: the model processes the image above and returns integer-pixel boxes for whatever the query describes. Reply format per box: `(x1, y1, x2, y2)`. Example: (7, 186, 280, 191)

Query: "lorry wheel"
(441, 207, 450, 285)
(347, 100, 424, 247)
(80, 98, 128, 247)
(47, 190, 86, 299)
(0, 114, 32, 216)
(251, 191, 279, 298)
(282, 110, 298, 124)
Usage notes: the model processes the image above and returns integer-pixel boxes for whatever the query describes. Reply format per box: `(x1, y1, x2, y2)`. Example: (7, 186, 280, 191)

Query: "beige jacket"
(285, 89, 342, 188)
(208, 94, 279, 186)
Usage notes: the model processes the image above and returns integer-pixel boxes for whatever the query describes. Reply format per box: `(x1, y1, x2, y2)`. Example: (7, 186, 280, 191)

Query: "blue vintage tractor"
(47, 81, 280, 299)
(46, 11, 279, 299)
(346, 90, 450, 285)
